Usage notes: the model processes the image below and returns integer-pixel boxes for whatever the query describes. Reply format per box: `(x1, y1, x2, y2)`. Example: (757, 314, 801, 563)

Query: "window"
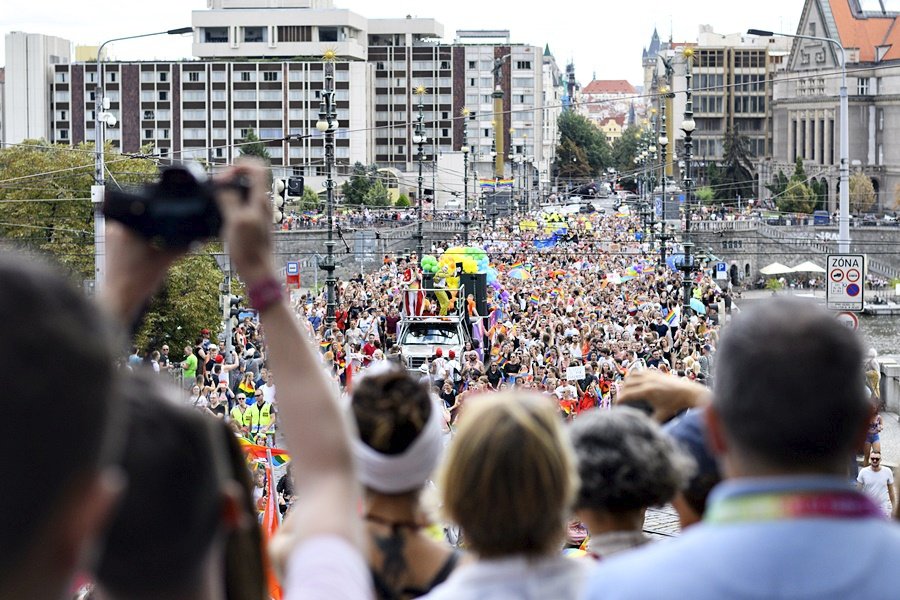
(212, 128, 227, 139)
(144, 129, 154, 139)
(54, 91, 69, 102)
(211, 109, 227, 120)
(183, 109, 206, 120)
(440, 61, 450, 69)
(259, 90, 281, 101)
(158, 91, 168, 101)
(159, 129, 169, 139)
(183, 91, 206, 102)
(211, 70, 227, 82)
(512, 77, 534, 88)
(515, 60, 532, 70)
(240, 71, 253, 82)
(89, 91, 96, 101)
(143, 110, 155, 120)
(243, 26, 267, 43)
(288, 90, 304, 101)
(319, 27, 338, 42)
(159, 72, 168, 83)
(87, 72, 96, 83)
(157, 109, 171, 120)
(468, 60, 476, 69)
(480, 77, 492, 87)
(259, 128, 283, 138)
(106, 71, 117, 83)
(234, 90, 257, 101)
(55, 72, 67, 83)
(184, 128, 207, 140)
(470, 78, 476, 86)
(58, 129, 69, 140)
(858, 77, 870, 95)
(187, 71, 202, 82)
(263, 71, 279, 82)
(212, 90, 226, 101)
(141, 71, 155, 83)
(259, 109, 283, 120)
(56, 110, 68, 121)
(204, 27, 228, 43)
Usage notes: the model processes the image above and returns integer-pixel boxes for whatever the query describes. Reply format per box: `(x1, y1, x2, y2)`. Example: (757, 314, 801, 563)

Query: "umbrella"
(507, 268, 531, 280)
(690, 298, 707, 315)
(791, 261, 826, 273)
(759, 262, 793, 276)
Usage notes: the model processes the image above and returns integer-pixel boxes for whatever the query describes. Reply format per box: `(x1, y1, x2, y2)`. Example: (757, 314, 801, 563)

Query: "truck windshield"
(401, 324, 461, 345)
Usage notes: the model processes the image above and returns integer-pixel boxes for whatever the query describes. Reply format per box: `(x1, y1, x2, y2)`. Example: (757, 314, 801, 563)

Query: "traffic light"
(287, 175, 304, 198)
(227, 295, 244, 328)
(271, 178, 287, 224)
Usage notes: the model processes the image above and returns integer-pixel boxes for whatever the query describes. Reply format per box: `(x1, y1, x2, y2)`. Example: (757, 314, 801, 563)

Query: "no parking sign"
(826, 254, 865, 312)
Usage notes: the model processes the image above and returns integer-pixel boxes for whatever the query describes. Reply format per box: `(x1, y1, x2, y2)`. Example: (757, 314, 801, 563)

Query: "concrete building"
(770, 0, 900, 213)
(0, 67, 5, 143)
(3, 32, 71, 144)
(541, 45, 564, 194)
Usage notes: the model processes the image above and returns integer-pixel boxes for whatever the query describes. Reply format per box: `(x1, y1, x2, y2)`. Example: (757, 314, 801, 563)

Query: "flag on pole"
(236, 436, 292, 466)
(262, 451, 283, 600)
(664, 307, 679, 327)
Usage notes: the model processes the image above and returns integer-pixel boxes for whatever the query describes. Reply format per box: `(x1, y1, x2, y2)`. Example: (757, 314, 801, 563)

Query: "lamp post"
(461, 107, 471, 244)
(748, 28, 849, 253)
(680, 48, 697, 317)
(316, 52, 339, 324)
(91, 26, 192, 289)
(413, 86, 428, 262)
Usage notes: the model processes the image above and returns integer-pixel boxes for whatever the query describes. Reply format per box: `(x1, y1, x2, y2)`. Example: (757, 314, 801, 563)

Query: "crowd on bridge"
(5, 159, 899, 600)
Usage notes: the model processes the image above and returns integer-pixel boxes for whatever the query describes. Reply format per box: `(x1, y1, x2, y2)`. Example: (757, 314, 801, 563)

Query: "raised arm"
(215, 162, 362, 556)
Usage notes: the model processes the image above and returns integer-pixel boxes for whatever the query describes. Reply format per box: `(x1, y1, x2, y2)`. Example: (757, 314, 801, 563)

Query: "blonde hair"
(439, 392, 578, 558)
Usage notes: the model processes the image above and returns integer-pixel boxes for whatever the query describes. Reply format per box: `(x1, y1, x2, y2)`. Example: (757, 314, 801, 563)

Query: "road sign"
(826, 254, 865, 312)
(835, 311, 859, 330)
(715, 262, 728, 280)
(286, 261, 299, 276)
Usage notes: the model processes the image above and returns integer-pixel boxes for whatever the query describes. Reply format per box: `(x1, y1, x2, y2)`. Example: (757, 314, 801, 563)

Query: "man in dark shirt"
(486, 362, 503, 389)
(384, 307, 401, 345)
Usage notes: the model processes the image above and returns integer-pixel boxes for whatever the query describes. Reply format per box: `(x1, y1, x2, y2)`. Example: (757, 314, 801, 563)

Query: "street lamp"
(461, 107, 472, 243)
(413, 86, 428, 262)
(92, 26, 192, 289)
(747, 28, 849, 253)
(680, 48, 697, 317)
(316, 52, 339, 324)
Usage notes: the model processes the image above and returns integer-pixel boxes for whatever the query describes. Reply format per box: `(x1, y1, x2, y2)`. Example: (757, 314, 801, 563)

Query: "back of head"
(0, 255, 117, 582)
(441, 392, 578, 558)
(96, 372, 242, 598)
(714, 298, 868, 471)
(569, 407, 693, 515)
(351, 367, 436, 494)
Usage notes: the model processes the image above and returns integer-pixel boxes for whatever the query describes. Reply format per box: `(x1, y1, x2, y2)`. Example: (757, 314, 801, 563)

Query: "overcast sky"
(2, 0, 802, 83)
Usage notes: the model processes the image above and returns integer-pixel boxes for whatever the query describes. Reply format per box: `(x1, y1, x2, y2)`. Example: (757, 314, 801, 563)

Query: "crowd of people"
(5, 158, 900, 600)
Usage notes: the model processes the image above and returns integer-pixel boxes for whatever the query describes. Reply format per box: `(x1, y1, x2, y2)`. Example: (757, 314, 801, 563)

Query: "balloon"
(462, 258, 478, 274)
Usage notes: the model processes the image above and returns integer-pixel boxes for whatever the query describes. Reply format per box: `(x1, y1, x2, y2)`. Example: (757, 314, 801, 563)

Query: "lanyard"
(705, 490, 883, 524)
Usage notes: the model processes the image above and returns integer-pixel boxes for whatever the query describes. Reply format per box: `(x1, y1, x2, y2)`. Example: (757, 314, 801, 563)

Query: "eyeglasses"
(871, 457, 881, 462)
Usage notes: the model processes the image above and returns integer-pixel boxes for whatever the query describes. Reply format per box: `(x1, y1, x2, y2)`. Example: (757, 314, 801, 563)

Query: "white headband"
(352, 397, 444, 494)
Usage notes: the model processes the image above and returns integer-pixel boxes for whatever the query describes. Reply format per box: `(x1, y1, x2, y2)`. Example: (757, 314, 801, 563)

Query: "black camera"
(103, 165, 249, 248)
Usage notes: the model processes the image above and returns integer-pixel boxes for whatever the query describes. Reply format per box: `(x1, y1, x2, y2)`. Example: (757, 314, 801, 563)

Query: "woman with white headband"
(351, 367, 461, 599)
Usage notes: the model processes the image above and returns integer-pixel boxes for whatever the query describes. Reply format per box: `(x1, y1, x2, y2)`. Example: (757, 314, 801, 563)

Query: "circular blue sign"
(846, 283, 860, 297)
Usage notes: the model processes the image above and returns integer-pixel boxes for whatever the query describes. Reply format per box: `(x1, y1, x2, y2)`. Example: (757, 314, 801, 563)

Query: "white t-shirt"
(858, 466, 894, 514)
(285, 535, 371, 600)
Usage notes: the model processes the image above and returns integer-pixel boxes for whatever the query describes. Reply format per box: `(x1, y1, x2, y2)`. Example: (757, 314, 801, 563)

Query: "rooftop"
(582, 79, 637, 95)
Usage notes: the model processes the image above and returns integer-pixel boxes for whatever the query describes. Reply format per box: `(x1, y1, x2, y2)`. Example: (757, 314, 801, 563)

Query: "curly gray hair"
(569, 407, 695, 514)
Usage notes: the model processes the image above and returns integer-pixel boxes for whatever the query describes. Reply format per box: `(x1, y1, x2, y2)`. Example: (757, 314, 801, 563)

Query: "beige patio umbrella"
(791, 261, 826, 273)
(759, 262, 793, 275)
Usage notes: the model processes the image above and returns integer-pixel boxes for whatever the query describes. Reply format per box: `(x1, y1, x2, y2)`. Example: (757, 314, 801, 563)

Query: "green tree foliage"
(778, 179, 816, 214)
(238, 129, 271, 163)
(766, 169, 789, 199)
(556, 138, 591, 179)
(849, 172, 877, 214)
(341, 162, 380, 205)
(556, 111, 611, 176)
(810, 179, 827, 211)
(696, 186, 716, 204)
(135, 253, 223, 352)
(364, 180, 390, 206)
(0, 140, 157, 280)
(300, 186, 321, 210)
(717, 128, 755, 201)
(611, 125, 642, 173)
(395, 193, 411, 208)
(791, 156, 807, 183)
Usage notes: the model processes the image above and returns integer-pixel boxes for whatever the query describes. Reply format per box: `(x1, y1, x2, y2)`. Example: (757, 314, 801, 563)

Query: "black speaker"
(422, 272, 434, 290)
(460, 273, 487, 317)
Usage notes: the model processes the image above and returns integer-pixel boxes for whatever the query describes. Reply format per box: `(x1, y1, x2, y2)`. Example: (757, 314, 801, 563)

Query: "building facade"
(770, 0, 900, 213)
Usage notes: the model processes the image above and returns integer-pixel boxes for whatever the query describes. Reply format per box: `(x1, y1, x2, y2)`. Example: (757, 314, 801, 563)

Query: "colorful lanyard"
(705, 490, 883, 524)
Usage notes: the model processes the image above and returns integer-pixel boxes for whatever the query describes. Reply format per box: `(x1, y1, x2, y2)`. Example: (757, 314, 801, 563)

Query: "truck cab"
(397, 285, 473, 372)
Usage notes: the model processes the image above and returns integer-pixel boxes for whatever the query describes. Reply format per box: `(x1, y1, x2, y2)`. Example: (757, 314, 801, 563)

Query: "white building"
(3, 32, 71, 144)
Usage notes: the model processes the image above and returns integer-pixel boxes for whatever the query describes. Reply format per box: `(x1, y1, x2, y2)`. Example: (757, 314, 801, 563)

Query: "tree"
(341, 162, 379, 205)
(716, 128, 755, 201)
(766, 169, 789, 200)
(238, 129, 270, 162)
(134, 253, 224, 352)
(849, 172, 877, 214)
(300, 186, 321, 211)
(791, 156, 807, 184)
(0, 139, 158, 280)
(395, 193, 410, 208)
(777, 179, 816, 214)
(611, 125, 641, 173)
(556, 138, 591, 179)
(696, 186, 716, 204)
(556, 111, 611, 176)
(364, 180, 390, 206)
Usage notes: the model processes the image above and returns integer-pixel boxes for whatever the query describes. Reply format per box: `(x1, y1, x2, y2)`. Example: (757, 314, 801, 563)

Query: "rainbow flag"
(529, 294, 540, 305)
(665, 308, 679, 327)
(509, 261, 524, 270)
(320, 340, 332, 351)
(237, 436, 292, 467)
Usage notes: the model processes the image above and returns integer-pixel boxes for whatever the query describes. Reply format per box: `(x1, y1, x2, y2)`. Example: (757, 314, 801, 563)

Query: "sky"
(1, 0, 802, 83)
